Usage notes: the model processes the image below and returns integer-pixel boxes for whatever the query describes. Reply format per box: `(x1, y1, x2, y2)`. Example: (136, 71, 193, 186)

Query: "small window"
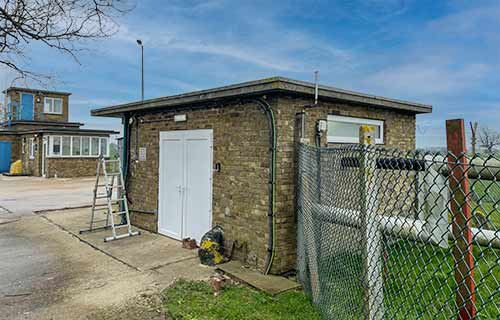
(44, 97, 63, 114)
(52, 136, 61, 155)
(100, 138, 108, 156)
(62, 136, 71, 156)
(327, 115, 384, 144)
(91, 137, 100, 156)
(82, 137, 90, 156)
(29, 138, 35, 159)
(72, 137, 81, 156)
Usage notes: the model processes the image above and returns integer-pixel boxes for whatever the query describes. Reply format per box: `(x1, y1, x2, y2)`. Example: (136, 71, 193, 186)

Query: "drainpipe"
(122, 113, 130, 186)
(250, 98, 277, 275)
(121, 113, 131, 224)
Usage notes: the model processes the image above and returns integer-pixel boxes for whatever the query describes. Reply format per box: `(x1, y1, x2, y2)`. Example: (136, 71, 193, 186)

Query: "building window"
(91, 137, 100, 156)
(29, 138, 35, 159)
(44, 97, 63, 114)
(100, 138, 108, 156)
(62, 136, 71, 156)
(72, 137, 81, 156)
(47, 135, 108, 157)
(82, 137, 90, 156)
(327, 115, 384, 144)
(52, 136, 61, 155)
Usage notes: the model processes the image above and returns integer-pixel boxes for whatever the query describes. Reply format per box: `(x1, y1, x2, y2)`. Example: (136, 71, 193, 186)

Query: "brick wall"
(45, 157, 98, 178)
(19, 133, 42, 176)
(128, 100, 272, 270)
(270, 94, 416, 273)
(124, 93, 417, 274)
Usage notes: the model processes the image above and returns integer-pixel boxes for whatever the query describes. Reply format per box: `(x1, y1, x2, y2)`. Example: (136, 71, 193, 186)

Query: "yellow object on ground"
(200, 239, 224, 265)
(10, 160, 22, 175)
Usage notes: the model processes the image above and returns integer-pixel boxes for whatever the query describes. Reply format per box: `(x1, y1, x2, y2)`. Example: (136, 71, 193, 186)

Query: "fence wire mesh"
(296, 143, 500, 319)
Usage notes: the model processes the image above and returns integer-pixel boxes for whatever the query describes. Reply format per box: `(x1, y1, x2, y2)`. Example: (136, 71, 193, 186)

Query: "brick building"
(0, 87, 117, 177)
(91, 77, 432, 274)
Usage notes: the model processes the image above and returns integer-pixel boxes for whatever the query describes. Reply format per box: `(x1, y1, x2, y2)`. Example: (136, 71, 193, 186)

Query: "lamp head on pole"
(136, 39, 143, 46)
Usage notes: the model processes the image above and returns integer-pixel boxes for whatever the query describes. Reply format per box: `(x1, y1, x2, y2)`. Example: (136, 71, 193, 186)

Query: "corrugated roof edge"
(91, 76, 432, 117)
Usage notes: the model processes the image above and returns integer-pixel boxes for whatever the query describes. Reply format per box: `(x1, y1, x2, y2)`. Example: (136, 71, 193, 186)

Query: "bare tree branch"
(0, 0, 133, 83)
(479, 126, 500, 154)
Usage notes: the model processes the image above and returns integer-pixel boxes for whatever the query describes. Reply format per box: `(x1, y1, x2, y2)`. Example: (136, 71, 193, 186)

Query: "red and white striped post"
(445, 119, 476, 320)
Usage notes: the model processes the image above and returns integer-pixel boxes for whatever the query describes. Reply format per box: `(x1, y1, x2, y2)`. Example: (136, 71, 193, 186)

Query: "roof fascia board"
(91, 77, 432, 117)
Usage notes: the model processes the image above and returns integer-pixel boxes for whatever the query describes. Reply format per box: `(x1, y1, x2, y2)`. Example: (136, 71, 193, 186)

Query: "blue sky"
(1, 0, 499, 147)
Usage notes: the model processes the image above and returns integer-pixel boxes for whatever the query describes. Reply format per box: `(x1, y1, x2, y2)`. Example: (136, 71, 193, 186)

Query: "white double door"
(158, 130, 213, 243)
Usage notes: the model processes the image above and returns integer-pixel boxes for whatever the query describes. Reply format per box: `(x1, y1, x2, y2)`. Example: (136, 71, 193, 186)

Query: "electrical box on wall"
(317, 119, 327, 133)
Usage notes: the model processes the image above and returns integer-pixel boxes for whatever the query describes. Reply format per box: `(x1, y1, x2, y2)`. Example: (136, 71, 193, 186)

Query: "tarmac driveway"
(0, 176, 95, 220)
(0, 177, 213, 320)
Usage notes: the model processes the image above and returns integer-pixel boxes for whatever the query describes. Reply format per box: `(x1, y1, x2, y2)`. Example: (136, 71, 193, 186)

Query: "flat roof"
(0, 128, 118, 135)
(0, 120, 83, 127)
(3, 87, 72, 96)
(91, 76, 432, 117)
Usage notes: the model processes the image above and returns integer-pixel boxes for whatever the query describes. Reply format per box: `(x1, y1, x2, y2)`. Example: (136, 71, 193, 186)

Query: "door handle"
(177, 185, 182, 194)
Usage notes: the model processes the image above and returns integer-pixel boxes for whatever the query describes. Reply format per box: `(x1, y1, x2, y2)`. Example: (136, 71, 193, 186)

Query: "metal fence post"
(445, 119, 476, 320)
(359, 125, 384, 320)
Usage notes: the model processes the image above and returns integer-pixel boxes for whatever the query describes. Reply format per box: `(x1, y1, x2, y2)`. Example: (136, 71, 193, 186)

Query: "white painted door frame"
(157, 129, 213, 242)
(42, 137, 47, 177)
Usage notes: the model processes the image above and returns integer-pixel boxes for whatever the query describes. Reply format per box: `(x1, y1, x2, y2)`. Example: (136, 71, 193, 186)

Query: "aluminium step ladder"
(79, 155, 140, 242)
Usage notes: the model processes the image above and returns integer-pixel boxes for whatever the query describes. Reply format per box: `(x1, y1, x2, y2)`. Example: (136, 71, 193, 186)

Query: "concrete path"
(43, 208, 198, 271)
(0, 176, 95, 220)
(0, 178, 214, 320)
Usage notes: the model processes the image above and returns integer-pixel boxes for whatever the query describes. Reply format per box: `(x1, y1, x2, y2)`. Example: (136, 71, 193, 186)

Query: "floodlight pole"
(137, 39, 144, 101)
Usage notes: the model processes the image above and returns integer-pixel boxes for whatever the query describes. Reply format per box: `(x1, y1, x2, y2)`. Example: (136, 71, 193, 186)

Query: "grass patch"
(311, 241, 499, 319)
(470, 179, 500, 229)
(162, 279, 321, 320)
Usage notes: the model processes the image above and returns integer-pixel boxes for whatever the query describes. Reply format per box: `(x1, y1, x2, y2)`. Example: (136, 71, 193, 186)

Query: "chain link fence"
(297, 143, 500, 319)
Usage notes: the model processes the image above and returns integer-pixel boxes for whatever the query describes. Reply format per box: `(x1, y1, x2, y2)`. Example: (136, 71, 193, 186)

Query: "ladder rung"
(108, 173, 121, 176)
(95, 200, 121, 205)
(113, 211, 127, 215)
(96, 195, 109, 199)
(104, 160, 121, 163)
(114, 224, 130, 229)
(104, 231, 140, 242)
(97, 184, 123, 188)
(93, 203, 113, 207)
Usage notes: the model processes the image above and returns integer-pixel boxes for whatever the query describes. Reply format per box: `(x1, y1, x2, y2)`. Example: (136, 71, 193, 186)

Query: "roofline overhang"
(3, 87, 72, 96)
(0, 128, 118, 135)
(91, 77, 432, 118)
(0, 120, 83, 127)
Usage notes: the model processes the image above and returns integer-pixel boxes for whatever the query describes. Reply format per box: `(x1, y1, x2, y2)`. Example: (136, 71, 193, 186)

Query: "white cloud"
(364, 61, 489, 96)
(106, 4, 356, 75)
(427, 4, 500, 36)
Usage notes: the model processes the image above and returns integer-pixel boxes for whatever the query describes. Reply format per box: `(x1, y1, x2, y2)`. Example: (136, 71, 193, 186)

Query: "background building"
(0, 87, 117, 177)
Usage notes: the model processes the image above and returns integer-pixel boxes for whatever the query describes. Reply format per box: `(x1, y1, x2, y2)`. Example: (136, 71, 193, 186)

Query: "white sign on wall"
(139, 147, 147, 161)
